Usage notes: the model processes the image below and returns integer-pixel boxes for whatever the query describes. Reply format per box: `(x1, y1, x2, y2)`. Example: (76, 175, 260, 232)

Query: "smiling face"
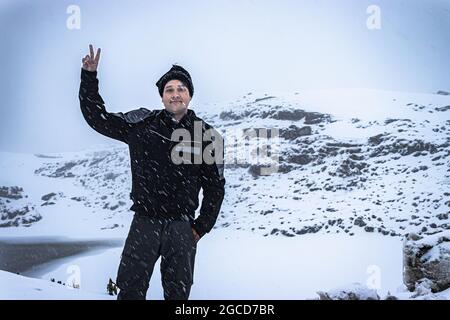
(162, 79, 191, 117)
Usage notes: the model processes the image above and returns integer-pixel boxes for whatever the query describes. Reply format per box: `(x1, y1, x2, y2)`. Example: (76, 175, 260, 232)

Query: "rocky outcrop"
(316, 283, 380, 300)
(0, 186, 41, 227)
(403, 231, 450, 293)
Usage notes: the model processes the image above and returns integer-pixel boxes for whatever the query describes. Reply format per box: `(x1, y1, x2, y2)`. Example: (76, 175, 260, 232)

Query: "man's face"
(162, 79, 191, 115)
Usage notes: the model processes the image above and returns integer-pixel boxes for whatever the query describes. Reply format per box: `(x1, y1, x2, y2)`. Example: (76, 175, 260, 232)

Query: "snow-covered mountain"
(0, 88, 449, 300)
(1, 89, 448, 239)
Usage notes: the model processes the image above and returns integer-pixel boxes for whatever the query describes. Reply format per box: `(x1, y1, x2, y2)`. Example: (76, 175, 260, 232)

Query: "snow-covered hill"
(0, 270, 115, 300)
(200, 89, 450, 239)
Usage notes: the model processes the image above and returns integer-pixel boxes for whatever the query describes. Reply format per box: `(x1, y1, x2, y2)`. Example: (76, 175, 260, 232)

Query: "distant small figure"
(107, 278, 118, 296)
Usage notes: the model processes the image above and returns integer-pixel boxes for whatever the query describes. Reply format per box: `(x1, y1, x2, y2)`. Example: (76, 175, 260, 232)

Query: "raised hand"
(82, 44, 101, 72)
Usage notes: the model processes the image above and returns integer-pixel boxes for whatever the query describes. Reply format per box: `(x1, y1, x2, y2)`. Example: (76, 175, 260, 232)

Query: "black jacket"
(79, 68, 225, 238)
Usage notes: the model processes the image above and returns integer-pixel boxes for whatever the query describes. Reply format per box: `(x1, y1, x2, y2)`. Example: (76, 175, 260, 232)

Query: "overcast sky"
(0, 0, 449, 153)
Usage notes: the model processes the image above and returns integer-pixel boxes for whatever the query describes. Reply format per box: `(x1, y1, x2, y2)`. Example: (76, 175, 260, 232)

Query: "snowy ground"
(0, 229, 409, 300)
(0, 270, 115, 300)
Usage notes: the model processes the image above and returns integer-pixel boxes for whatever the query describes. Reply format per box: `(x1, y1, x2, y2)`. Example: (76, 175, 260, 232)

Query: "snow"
(421, 242, 450, 264)
(0, 148, 133, 239)
(416, 230, 450, 248)
(317, 282, 380, 300)
(291, 89, 450, 121)
(190, 230, 403, 299)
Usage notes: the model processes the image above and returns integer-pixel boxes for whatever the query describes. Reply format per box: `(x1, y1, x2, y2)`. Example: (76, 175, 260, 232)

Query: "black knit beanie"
(156, 64, 194, 97)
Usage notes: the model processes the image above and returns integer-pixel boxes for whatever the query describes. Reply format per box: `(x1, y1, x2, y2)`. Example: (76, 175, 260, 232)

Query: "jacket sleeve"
(192, 131, 226, 238)
(79, 68, 132, 144)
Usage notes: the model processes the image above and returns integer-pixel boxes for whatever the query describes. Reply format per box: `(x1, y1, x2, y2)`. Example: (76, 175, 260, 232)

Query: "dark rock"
(354, 217, 367, 227)
(435, 105, 450, 112)
(287, 154, 312, 165)
(280, 125, 312, 140)
(41, 202, 56, 206)
(41, 193, 56, 201)
(368, 134, 386, 146)
(0, 186, 24, 200)
(385, 118, 411, 125)
(294, 224, 323, 235)
(254, 96, 275, 103)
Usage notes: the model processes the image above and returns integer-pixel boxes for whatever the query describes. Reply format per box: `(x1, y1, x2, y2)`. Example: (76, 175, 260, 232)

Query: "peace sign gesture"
(82, 44, 101, 72)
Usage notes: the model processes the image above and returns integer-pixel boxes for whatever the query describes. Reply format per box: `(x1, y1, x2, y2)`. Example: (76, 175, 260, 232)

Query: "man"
(79, 44, 225, 300)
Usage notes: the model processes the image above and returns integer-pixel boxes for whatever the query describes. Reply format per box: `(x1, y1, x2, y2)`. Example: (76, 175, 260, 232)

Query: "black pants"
(116, 213, 197, 300)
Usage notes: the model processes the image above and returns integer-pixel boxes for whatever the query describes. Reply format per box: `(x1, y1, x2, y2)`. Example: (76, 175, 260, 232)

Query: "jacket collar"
(161, 109, 196, 128)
